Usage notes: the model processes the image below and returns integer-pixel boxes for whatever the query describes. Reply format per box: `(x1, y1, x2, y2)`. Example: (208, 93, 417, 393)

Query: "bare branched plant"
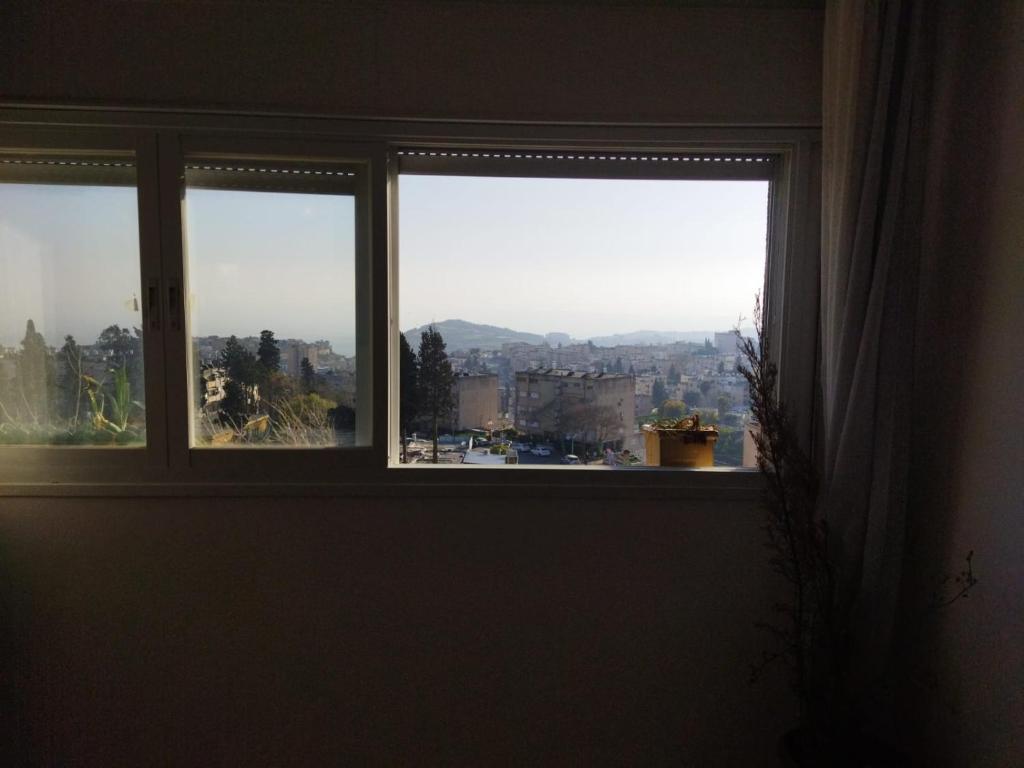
(735, 296, 836, 728)
(738, 295, 979, 760)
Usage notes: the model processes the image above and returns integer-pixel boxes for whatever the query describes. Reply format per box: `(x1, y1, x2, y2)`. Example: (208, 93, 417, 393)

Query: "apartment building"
(452, 372, 499, 431)
(515, 368, 635, 446)
(284, 343, 319, 377)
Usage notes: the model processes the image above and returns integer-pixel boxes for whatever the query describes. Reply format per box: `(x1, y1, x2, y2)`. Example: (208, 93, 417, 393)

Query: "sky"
(184, 187, 355, 353)
(1, 175, 767, 356)
(0, 183, 142, 349)
(0, 183, 357, 354)
(399, 175, 768, 338)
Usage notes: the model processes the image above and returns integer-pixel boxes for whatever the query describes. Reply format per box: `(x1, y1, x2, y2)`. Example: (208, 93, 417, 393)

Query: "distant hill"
(402, 319, 545, 352)
(401, 319, 755, 352)
(588, 329, 755, 347)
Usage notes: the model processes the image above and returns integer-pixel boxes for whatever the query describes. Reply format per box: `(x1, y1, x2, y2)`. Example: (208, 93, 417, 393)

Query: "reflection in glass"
(0, 157, 145, 446)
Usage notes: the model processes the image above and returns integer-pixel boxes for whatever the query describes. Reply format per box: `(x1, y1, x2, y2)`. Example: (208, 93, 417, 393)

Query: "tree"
(660, 399, 687, 420)
(57, 335, 86, 424)
(717, 360, 726, 374)
(702, 338, 714, 355)
(96, 324, 142, 400)
(260, 370, 296, 413)
(16, 319, 54, 425)
(612, 357, 624, 374)
(398, 333, 418, 462)
(717, 392, 735, 417)
(684, 389, 702, 408)
(96, 325, 134, 367)
(564, 402, 623, 455)
(220, 336, 258, 383)
(667, 364, 681, 385)
(628, 363, 636, 376)
(219, 335, 259, 423)
(416, 325, 455, 464)
(699, 379, 713, 399)
(257, 330, 281, 373)
(300, 357, 316, 394)
(651, 378, 668, 410)
(590, 404, 623, 449)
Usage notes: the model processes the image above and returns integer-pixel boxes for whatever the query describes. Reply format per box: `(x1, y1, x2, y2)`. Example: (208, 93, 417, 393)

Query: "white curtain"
(820, 0, 927, 714)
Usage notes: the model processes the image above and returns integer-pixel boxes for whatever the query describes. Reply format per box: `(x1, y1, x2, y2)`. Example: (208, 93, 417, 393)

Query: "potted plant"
(641, 414, 719, 467)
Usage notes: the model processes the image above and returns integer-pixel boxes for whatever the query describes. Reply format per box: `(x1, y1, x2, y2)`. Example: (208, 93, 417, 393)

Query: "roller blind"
(396, 148, 776, 180)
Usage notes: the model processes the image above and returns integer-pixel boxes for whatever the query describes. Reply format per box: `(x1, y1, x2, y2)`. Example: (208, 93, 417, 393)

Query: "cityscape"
(1, 173, 766, 465)
(398, 318, 756, 468)
(0, 314, 756, 468)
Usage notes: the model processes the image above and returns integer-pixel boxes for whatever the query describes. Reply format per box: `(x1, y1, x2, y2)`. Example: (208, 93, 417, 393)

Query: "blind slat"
(397, 149, 775, 181)
(185, 162, 359, 195)
(0, 156, 136, 187)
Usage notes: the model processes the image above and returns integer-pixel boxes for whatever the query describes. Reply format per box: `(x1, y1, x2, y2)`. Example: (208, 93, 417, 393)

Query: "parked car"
(561, 454, 581, 465)
(531, 446, 551, 456)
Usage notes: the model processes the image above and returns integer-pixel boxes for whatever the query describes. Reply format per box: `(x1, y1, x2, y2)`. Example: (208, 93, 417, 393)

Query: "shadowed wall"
(2, 1, 833, 765)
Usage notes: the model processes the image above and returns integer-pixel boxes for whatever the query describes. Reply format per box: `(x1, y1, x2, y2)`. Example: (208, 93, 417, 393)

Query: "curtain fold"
(820, 0, 927, 717)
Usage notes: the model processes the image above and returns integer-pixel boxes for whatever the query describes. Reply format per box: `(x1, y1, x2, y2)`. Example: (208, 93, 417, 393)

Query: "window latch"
(147, 279, 161, 332)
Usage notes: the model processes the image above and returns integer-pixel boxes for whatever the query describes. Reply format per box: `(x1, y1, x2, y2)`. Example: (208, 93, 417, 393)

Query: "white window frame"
(0, 124, 168, 484)
(0, 108, 819, 499)
(156, 132, 383, 485)
(386, 133, 820, 485)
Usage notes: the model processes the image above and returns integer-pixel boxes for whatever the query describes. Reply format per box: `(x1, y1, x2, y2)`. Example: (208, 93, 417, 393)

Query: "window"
(395, 150, 772, 469)
(0, 153, 147, 447)
(181, 160, 364, 449)
(0, 112, 818, 491)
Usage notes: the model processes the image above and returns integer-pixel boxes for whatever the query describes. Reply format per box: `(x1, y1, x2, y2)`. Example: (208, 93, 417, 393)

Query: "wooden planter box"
(643, 424, 718, 468)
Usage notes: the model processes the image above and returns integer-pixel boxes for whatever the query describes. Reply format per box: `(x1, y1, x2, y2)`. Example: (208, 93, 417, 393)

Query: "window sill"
(0, 466, 763, 501)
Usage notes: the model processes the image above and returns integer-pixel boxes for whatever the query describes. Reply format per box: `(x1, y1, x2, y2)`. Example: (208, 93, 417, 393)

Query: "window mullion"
(134, 129, 170, 475)
(156, 130, 192, 477)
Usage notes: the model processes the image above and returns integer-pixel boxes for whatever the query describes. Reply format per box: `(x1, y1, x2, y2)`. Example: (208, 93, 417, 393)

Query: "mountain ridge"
(402, 319, 753, 352)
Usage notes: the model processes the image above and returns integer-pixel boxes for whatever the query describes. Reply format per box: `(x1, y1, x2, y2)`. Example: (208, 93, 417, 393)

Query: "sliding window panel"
(0, 129, 167, 483)
(160, 136, 378, 482)
(392, 148, 774, 471)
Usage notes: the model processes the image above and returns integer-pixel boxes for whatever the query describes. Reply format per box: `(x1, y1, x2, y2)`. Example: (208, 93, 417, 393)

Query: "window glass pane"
(183, 164, 360, 448)
(398, 172, 768, 468)
(0, 156, 146, 447)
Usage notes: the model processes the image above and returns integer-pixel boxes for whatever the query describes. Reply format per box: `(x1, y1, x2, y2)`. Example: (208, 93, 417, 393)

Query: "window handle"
(147, 279, 161, 332)
(167, 280, 182, 332)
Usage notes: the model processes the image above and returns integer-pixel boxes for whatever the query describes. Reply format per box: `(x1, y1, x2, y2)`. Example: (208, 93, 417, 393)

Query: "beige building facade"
(514, 368, 635, 447)
(452, 373, 499, 431)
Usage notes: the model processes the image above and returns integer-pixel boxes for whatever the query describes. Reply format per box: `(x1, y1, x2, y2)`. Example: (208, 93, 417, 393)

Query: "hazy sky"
(0, 183, 142, 349)
(1, 175, 767, 356)
(185, 187, 355, 353)
(0, 183, 357, 354)
(399, 175, 768, 338)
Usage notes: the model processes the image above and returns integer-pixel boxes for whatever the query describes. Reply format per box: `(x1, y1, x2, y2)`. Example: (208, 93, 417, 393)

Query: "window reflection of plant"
(0, 365, 145, 445)
(81, 364, 145, 443)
